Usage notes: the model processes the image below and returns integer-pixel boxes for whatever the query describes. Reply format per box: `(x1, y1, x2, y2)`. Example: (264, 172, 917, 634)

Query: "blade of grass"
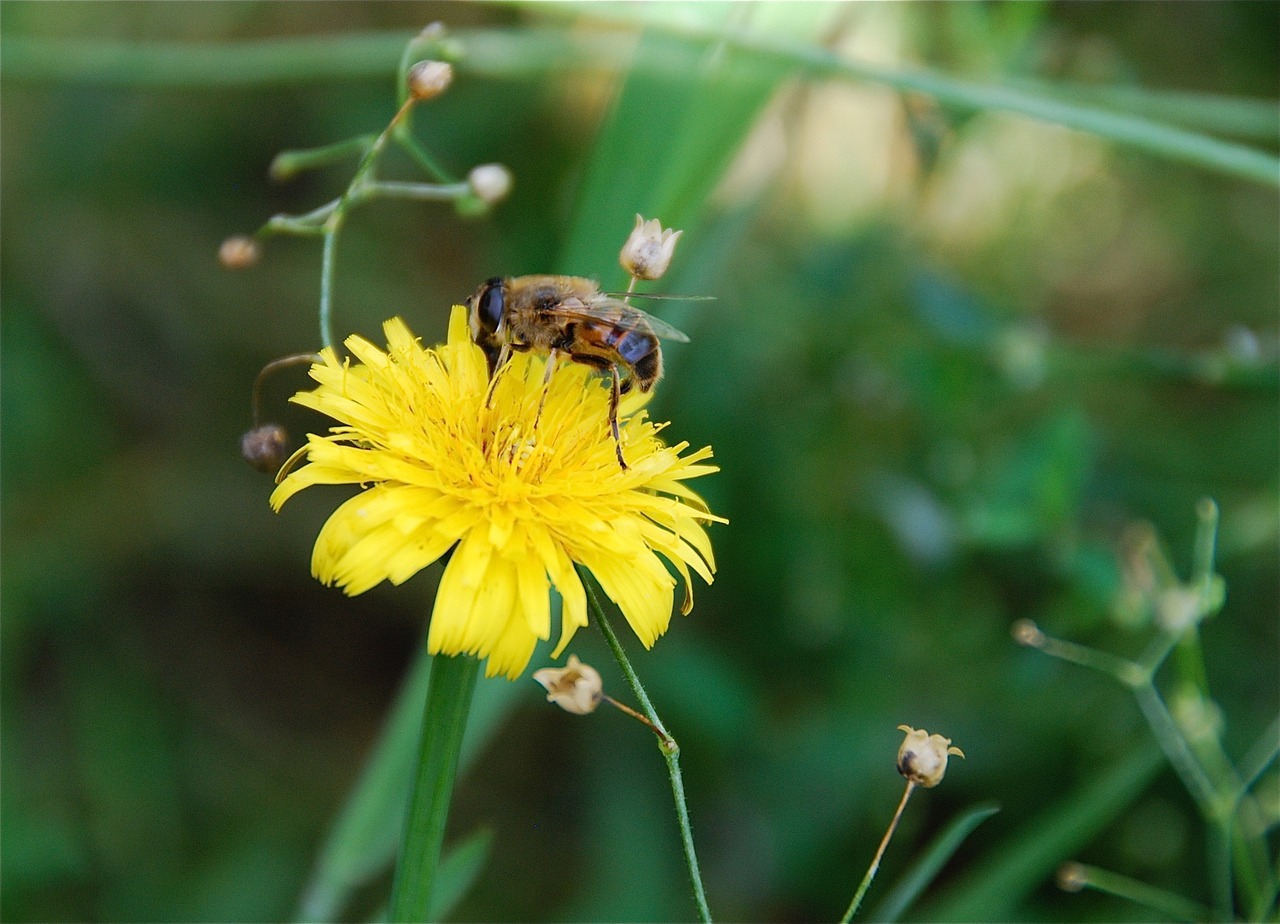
(427, 828, 493, 922)
(535, 4, 1280, 187)
(6, 22, 1275, 186)
(868, 801, 1001, 923)
(916, 741, 1165, 921)
(555, 3, 842, 283)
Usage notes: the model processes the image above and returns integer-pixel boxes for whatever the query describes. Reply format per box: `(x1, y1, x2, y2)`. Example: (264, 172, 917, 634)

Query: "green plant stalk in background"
(1008, 502, 1279, 922)
(5, 22, 1278, 187)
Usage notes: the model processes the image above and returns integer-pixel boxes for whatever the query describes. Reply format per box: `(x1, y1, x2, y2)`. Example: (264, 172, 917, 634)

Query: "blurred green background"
(3, 2, 1277, 922)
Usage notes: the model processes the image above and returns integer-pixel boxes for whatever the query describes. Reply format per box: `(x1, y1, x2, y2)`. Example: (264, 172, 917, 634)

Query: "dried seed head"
(533, 655, 603, 715)
(619, 214, 683, 281)
(219, 236, 260, 269)
(467, 164, 513, 206)
(407, 60, 453, 101)
(896, 725, 964, 788)
(241, 423, 289, 473)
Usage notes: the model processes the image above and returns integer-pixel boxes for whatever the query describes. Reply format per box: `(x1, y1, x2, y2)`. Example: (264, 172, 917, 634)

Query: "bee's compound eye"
(476, 278, 505, 332)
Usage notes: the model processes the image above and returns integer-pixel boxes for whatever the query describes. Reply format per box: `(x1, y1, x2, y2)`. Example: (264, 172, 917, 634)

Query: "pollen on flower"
(270, 306, 723, 679)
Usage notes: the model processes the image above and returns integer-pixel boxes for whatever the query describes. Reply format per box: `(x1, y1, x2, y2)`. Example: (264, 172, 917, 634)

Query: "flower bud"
(407, 60, 453, 101)
(532, 655, 603, 715)
(219, 235, 260, 269)
(241, 423, 288, 473)
(619, 214, 683, 280)
(467, 163, 513, 206)
(896, 725, 964, 788)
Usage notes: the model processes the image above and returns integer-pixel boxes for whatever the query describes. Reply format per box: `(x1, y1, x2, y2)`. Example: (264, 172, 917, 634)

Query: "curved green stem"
(318, 227, 340, 350)
(388, 653, 479, 923)
(578, 566, 712, 923)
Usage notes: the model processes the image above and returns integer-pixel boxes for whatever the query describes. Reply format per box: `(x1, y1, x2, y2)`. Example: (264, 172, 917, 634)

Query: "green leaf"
(869, 801, 1002, 923)
(914, 742, 1166, 921)
(556, 3, 845, 281)
(428, 828, 493, 922)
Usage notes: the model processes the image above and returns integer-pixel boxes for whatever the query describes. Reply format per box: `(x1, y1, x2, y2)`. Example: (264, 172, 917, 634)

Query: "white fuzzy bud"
(468, 163, 513, 205)
(619, 214, 683, 280)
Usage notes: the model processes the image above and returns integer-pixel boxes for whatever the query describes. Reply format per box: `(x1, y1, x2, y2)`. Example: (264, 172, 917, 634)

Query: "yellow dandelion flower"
(270, 306, 723, 679)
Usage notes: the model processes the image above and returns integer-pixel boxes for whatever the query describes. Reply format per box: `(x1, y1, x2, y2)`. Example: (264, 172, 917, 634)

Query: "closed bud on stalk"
(619, 214, 682, 280)
(468, 163, 513, 206)
(241, 423, 289, 473)
(896, 725, 964, 788)
(407, 60, 453, 101)
(219, 236, 260, 269)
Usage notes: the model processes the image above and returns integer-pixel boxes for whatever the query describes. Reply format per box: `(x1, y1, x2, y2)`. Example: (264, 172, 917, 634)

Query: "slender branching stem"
(578, 566, 712, 923)
(602, 694, 675, 748)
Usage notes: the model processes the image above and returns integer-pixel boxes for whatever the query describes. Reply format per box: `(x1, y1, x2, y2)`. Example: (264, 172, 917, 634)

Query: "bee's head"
(467, 276, 506, 374)
(468, 277, 506, 340)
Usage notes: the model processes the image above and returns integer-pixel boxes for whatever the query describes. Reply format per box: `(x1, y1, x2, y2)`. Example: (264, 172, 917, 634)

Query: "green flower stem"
(318, 225, 341, 350)
(270, 134, 377, 181)
(388, 653, 480, 923)
(578, 567, 712, 923)
(395, 131, 461, 184)
(841, 781, 915, 923)
(356, 180, 472, 202)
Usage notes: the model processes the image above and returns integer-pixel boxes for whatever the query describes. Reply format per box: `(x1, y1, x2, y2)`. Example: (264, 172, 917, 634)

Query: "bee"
(466, 274, 692, 469)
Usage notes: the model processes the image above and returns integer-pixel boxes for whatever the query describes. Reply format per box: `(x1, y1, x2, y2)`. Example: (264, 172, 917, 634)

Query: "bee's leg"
(483, 342, 515, 408)
(608, 364, 627, 470)
(533, 349, 559, 430)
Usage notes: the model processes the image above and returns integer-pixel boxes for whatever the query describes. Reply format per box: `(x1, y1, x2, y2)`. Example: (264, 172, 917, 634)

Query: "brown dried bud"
(532, 655, 603, 715)
(896, 725, 964, 788)
(407, 60, 453, 101)
(241, 423, 288, 473)
(219, 236, 260, 269)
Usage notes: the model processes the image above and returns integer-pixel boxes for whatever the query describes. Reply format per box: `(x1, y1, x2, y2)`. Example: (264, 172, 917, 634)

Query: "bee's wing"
(607, 292, 716, 302)
(552, 299, 691, 343)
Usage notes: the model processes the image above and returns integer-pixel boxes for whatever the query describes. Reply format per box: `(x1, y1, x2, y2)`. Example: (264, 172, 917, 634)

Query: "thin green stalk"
(1206, 817, 1235, 922)
(270, 134, 378, 181)
(395, 132, 462, 184)
(1238, 716, 1280, 791)
(1132, 683, 1218, 814)
(356, 180, 472, 202)
(388, 653, 480, 923)
(841, 781, 915, 922)
(1061, 862, 1214, 923)
(318, 226, 340, 350)
(578, 567, 712, 923)
(310, 95, 416, 350)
